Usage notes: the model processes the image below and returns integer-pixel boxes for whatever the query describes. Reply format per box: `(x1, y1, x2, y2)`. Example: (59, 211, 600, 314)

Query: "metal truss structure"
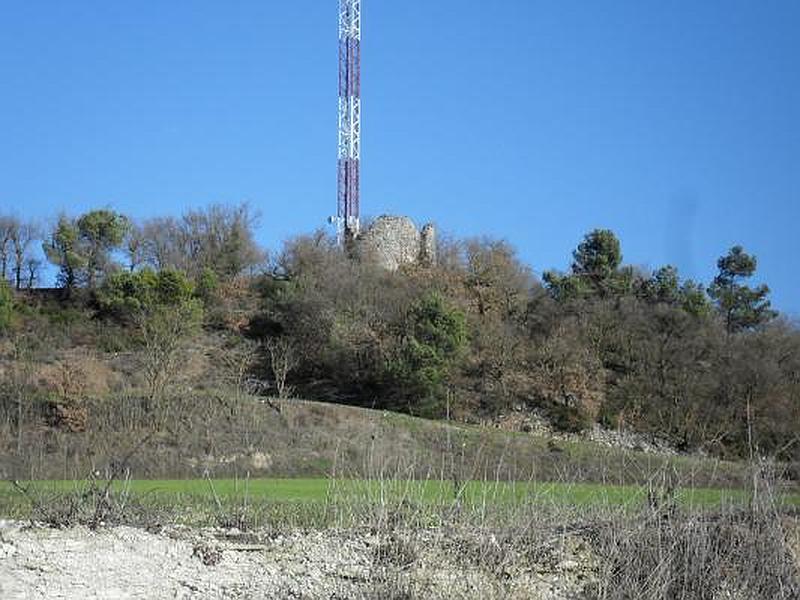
(337, 0, 361, 239)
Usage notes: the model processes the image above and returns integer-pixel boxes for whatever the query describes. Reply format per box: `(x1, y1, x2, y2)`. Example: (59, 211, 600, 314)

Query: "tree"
(76, 209, 129, 289)
(140, 203, 265, 280)
(96, 268, 194, 320)
(0, 216, 15, 281)
(542, 269, 590, 302)
(181, 203, 264, 278)
(544, 229, 627, 300)
(385, 293, 467, 416)
(265, 338, 298, 399)
(138, 299, 203, 404)
(640, 266, 712, 318)
(10, 221, 40, 290)
(463, 238, 534, 319)
(43, 215, 84, 294)
(572, 229, 622, 290)
(43, 210, 129, 292)
(708, 246, 776, 334)
(95, 267, 201, 403)
(123, 222, 146, 272)
(641, 266, 681, 306)
(680, 280, 712, 318)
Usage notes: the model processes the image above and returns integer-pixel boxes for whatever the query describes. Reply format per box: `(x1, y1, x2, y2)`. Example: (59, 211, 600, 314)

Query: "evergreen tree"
(708, 246, 776, 333)
(385, 293, 467, 417)
(43, 215, 84, 293)
(544, 229, 625, 299)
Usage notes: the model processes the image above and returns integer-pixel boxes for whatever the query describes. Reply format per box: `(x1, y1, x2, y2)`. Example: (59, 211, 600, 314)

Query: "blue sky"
(1, 1, 798, 314)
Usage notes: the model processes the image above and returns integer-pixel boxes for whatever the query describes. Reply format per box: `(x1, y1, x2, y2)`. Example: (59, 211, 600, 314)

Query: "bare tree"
(139, 204, 265, 280)
(11, 221, 40, 290)
(217, 338, 261, 400)
(141, 216, 184, 271)
(0, 216, 17, 281)
(24, 258, 42, 289)
(0, 335, 35, 454)
(137, 301, 202, 406)
(123, 222, 146, 272)
(265, 338, 298, 399)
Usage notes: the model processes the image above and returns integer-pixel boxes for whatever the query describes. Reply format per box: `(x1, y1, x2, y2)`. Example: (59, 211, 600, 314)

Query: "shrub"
(547, 402, 592, 433)
(384, 293, 467, 417)
(96, 268, 195, 319)
(0, 279, 13, 332)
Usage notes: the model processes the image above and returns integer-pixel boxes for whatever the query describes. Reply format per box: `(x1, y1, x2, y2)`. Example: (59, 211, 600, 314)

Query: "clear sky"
(1, 1, 798, 315)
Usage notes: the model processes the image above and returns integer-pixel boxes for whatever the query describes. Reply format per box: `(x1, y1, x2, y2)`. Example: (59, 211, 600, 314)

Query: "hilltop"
(0, 204, 798, 481)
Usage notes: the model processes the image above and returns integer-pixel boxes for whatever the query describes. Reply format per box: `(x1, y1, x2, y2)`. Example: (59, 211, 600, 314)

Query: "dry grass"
(2, 452, 799, 598)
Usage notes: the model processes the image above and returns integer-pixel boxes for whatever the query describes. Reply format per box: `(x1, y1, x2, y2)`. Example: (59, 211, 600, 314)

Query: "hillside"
(0, 392, 760, 489)
(1, 205, 799, 483)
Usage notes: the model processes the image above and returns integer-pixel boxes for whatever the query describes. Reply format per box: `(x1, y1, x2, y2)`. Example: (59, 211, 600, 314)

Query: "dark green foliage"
(541, 269, 589, 302)
(42, 204, 263, 296)
(571, 228, 624, 296)
(640, 267, 711, 317)
(76, 209, 130, 289)
(195, 268, 219, 306)
(544, 229, 630, 299)
(96, 268, 195, 319)
(572, 228, 622, 280)
(641, 265, 681, 305)
(244, 228, 798, 462)
(44, 210, 129, 292)
(680, 280, 712, 317)
(708, 246, 776, 333)
(43, 215, 85, 292)
(548, 402, 592, 433)
(0, 279, 13, 332)
(384, 293, 467, 417)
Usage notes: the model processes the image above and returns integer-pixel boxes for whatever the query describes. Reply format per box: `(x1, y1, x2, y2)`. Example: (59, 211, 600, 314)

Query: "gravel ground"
(0, 520, 597, 599)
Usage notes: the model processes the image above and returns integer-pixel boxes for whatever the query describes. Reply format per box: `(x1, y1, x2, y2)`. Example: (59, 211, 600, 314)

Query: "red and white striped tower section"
(337, 0, 361, 240)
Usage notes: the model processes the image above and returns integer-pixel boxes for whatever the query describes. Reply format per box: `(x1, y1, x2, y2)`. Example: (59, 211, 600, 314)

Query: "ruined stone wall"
(356, 215, 436, 271)
(420, 223, 437, 267)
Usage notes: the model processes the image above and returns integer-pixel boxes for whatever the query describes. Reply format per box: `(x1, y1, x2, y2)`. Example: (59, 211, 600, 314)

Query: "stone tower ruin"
(355, 216, 437, 271)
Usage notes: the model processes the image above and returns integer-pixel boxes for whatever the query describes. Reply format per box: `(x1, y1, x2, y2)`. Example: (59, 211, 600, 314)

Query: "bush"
(384, 293, 467, 417)
(547, 402, 592, 433)
(96, 268, 195, 319)
(0, 280, 13, 332)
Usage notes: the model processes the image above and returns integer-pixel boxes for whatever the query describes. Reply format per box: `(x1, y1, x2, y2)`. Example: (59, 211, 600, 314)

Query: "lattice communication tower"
(337, 0, 361, 239)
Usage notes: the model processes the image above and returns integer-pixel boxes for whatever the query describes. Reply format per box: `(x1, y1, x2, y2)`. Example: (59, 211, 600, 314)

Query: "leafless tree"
(266, 338, 298, 399)
(0, 216, 17, 281)
(137, 301, 202, 406)
(139, 203, 265, 280)
(11, 221, 40, 290)
(0, 335, 35, 453)
(217, 338, 261, 400)
(123, 222, 146, 272)
(24, 258, 42, 289)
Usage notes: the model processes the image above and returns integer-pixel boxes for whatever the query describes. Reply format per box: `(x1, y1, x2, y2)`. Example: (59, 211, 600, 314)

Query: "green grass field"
(2, 477, 798, 513)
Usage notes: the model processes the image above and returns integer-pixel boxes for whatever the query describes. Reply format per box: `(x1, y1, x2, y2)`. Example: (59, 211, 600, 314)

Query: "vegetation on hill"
(0, 204, 797, 477)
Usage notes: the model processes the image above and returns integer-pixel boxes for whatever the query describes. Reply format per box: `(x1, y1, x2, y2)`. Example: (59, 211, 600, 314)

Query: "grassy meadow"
(2, 476, 798, 527)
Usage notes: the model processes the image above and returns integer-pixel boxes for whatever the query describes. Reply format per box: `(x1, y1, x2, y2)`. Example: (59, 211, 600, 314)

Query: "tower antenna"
(337, 0, 361, 240)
